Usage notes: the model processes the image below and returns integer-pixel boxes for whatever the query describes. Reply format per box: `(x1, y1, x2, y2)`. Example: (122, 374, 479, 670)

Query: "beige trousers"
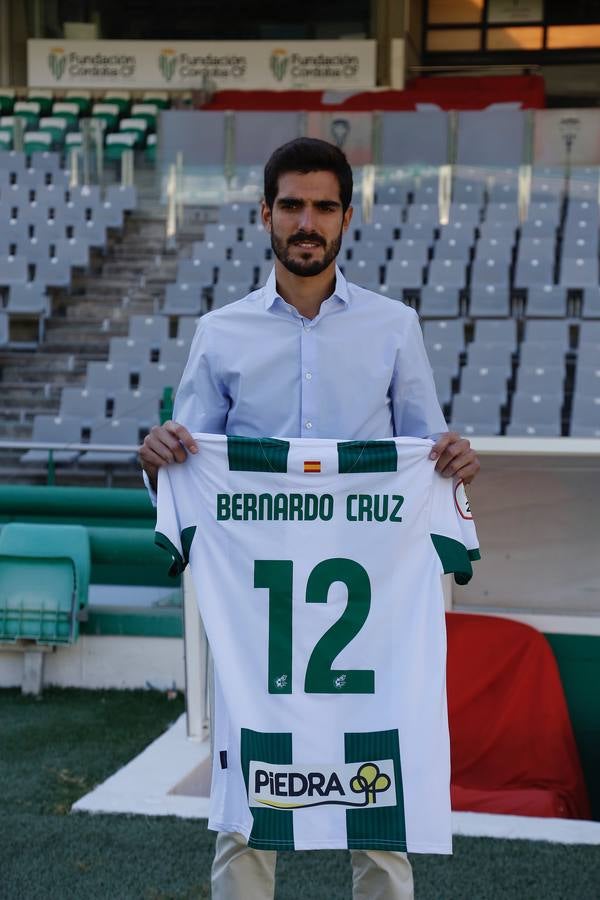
(211, 831, 414, 900)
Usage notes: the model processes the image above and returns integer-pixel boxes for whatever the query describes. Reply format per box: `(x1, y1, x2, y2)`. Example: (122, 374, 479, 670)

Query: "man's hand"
(429, 431, 480, 484)
(139, 420, 198, 491)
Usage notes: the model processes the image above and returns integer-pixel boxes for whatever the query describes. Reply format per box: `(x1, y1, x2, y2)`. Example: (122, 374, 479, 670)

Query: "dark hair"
(264, 137, 353, 212)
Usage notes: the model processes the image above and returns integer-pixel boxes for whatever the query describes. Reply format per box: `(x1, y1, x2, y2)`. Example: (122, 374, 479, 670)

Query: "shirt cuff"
(142, 468, 158, 507)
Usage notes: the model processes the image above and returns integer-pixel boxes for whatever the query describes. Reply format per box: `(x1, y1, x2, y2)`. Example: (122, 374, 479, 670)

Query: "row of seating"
(0, 90, 168, 162)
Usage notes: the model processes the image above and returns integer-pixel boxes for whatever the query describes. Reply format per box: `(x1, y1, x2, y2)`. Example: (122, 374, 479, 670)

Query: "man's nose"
(298, 204, 316, 231)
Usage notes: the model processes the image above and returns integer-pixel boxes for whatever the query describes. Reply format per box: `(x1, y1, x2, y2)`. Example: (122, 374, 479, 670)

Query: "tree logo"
(270, 49, 289, 82)
(158, 49, 178, 83)
(350, 763, 392, 805)
(48, 48, 66, 81)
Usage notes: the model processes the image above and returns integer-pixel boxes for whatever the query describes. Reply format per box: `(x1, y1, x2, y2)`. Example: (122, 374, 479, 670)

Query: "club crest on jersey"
(454, 480, 473, 520)
(248, 760, 396, 810)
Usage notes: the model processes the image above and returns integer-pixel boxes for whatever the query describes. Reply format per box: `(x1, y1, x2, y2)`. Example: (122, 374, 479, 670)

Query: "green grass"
(1, 688, 599, 899)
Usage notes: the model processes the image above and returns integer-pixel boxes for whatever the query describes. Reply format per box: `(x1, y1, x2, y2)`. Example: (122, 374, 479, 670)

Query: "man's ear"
(261, 200, 272, 232)
(342, 204, 354, 233)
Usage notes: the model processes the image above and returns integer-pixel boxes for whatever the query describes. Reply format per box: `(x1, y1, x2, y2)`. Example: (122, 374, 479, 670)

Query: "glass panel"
(487, 0, 543, 24)
(547, 25, 600, 48)
(486, 26, 544, 49)
(428, 0, 484, 24)
(426, 29, 482, 51)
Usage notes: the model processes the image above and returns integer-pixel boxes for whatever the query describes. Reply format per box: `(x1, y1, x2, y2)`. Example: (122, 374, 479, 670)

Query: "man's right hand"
(139, 420, 198, 492)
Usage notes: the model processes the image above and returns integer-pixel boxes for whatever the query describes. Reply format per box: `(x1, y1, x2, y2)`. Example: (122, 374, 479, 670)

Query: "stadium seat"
(448, 203, 481, 225)
(392, 240, 430, 266)
(54, 237, 90, 269)
(485, 203, 519, 226)
(560, 257, 599, 288)
(469, 285, 510, 318)
(562, 236, 598, 260)
(406, 203, 439, 226)
(510, 393, 563, 435)
(471, 257, 509, 288)
(450, 393, 502, 435)
(109, 336, 153, 365)
(6, 283, 49, 315)
(579, 321, 600, 344)
(60, 387, 108, 423)
(423, 341, 462, 371)
(0, 255, 28, 286)
(467, 342, 513, 373)
(474, 319, 517, 348)
(520, 219, 557, 239)
(400, 223, 436, 244)
(33, 257, 71, 289)
(86, 361, 131, 391)
(517, 365, 564, 395)
(137, 363, 182, 392)
(163, 283, 206, 316)
(79, 418, 140, 465)
(525, 320, 570, 346)
(460, 366, 508, 396)
(518, 236, 555, 261)
(474, 236, 513, 262)
(434, 236, 472, 261)
(371, 204, 403, 226)
(177, 259, 215, 285)
(570, 394, 600, 436)
(218, 202, 256, 225)
(357, 222, 397, 243)
(211, 283, 247, 309)
(217, 260, 257, 285)
(525, 285, 567, 318)
(422, 318, 465, 347)
(514, 257, 555, 290)
(0, 522, 90, 647)
(105, 184, 137, 212)
(527, 201, 561, 222)
(21, 414, 82, 463)
(343, 260, 382, 286)
(419, 285, 460, 318)
(383, 259, 423, 289)
(428, 258, 465, 288)
(159, 338, 192, 367)
(112, 388, 161, 426)
(519, 343, 566, 367)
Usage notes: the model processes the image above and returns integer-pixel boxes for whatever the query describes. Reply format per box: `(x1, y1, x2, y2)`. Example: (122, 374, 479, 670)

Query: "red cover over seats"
(446, 612, 590, 819)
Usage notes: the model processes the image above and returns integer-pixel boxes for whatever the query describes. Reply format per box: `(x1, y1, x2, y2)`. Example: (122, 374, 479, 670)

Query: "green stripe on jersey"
(227, 436, 289, 472)
(345, 729, 407, 850)
(241, 728, 294, 849)
(337, 441, 398, 473)
(430, 533, 475, 585)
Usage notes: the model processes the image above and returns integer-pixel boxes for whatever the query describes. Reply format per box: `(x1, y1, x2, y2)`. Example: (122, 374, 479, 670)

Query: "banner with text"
(28, 40, 376, 91)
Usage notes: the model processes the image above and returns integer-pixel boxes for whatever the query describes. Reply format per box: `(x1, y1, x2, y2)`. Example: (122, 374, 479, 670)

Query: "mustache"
(288, 232, 326, 247)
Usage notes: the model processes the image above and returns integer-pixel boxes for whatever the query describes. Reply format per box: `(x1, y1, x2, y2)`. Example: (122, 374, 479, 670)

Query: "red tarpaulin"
(199, 75, 545, 112)
(446, 612, 590, 819)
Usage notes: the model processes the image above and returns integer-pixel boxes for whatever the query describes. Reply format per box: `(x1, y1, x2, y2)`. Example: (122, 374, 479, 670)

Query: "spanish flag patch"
(303, 460, 321, 473)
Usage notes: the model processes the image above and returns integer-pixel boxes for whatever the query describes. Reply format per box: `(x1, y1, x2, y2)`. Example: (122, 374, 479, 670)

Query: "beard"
(270, 227, 343, 277)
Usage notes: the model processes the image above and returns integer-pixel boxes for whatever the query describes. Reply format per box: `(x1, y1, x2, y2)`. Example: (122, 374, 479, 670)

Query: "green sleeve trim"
(337, 440, 398, 473)
(155, 531, 185, 578)
(227, 436, 289, 472)
(430, 533, 476, 585)
(468, 548, 481, 562)
(181, 525, 197, 567)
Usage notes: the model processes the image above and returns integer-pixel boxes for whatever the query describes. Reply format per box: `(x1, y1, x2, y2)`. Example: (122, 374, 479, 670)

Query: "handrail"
(0, 441, 139, 452)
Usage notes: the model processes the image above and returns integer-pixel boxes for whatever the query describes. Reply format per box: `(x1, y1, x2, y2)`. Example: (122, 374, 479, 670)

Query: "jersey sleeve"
(154, 466, 197, 577)
(429, 475, 480, 585)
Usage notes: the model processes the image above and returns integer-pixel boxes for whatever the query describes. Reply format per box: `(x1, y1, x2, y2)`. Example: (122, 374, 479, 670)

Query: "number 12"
(254, 558, 375, 695)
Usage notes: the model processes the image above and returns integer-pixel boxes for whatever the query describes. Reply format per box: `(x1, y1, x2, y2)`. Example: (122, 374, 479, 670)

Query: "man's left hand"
(429, 432, 480, 484)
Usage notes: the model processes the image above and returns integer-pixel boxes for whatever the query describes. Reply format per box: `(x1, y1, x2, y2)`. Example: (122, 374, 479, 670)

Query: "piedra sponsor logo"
(47, 47, 136, 81)
(158, 50, 246, 82)
(270, 51, 361, 83)
(249, 760, 396, 810)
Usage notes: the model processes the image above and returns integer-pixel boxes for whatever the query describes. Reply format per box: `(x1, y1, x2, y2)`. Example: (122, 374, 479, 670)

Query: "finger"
(454, 457, 481, 485)
(429, 431, 459, 461)
(164, 421, 198, 454)
(140, 441, 178, 467)
(435, 446, 472, 478)
(434, 440, 468, 475)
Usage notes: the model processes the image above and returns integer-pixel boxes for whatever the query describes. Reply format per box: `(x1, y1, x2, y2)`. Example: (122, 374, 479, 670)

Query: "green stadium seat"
(39, 116, 68, 147)
(0, 88, 15, 114)
(0, 522, 90, 645)
(65, 90, 91, 115)
(91, 102, 120, 131)
(130, 103, 157, 129)
(14, 101, 41, 129)
(142, 91, 169, 109)
(23, 131, 54, 154)
(0, 128, 12, 150)
(119, 117, 148, 147)
(104, 91, 131, 115)
(27, 89, 53, 115)
(104, 131, 137, 161)
(52, 101, 81, 127)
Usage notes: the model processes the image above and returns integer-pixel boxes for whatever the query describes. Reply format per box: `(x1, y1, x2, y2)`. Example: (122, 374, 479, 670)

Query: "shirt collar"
(264, 265, 350, 311)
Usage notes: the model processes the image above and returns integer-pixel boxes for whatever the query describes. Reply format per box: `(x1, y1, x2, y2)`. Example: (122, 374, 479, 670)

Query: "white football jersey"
(156, 434, 479, 853)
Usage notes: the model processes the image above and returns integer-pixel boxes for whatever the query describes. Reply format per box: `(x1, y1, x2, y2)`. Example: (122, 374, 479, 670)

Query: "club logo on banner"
(48, 48, 67, 81)
(249, 760, 395, 810)
(270, 49, 289, 82)
(158, 49, 177, 82)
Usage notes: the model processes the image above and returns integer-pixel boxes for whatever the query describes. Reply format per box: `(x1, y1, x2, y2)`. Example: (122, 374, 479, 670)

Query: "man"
(140, 138, 480, 899)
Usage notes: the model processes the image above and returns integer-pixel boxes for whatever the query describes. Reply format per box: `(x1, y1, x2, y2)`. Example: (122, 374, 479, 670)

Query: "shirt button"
(305, 421, 312, 430)
(305, 372, 312, 380)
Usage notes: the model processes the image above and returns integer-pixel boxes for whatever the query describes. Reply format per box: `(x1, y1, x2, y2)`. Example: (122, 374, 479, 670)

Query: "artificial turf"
(1, 688, 599, 900)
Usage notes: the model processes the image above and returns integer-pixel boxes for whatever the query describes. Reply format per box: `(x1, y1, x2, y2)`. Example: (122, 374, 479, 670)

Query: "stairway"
(0, 200, 201, 487)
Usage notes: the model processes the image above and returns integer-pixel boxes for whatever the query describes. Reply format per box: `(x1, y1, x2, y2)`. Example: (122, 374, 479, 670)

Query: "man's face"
(262, 170, 353, 278)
